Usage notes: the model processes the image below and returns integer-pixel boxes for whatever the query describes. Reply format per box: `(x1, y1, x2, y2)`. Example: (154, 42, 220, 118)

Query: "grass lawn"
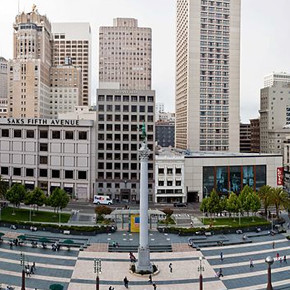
(0, 207, 70, 223)
(203, 216, 270, 227)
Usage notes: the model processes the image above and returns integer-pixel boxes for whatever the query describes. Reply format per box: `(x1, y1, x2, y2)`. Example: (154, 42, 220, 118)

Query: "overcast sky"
(1, 0, 290, 122)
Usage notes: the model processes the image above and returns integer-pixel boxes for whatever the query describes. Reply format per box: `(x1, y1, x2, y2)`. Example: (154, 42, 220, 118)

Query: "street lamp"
(94, 258, 102, 290)
(265, 256, 274, 290)
(197, 256, 205, 290)
(20, 252, 26, 290)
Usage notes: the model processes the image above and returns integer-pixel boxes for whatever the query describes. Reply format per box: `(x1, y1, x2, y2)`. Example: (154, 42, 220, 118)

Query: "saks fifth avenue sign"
(6, 118, 80, 126)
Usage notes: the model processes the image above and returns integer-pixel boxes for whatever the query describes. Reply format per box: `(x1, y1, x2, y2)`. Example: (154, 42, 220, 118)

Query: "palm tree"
(271, 187, 290, 218)
(258, 185, 273, 216)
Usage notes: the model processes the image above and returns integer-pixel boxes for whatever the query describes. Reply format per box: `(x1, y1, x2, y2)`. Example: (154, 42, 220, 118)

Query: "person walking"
(283, 255, 287, 263)
(250, 259, 254, 268)
(148, 274, 152, 284)
(272, 241, 275, 249)
(277, 253, 280, 261)
(218, 268, 224, 277)
(169, 263, 172, 273)
(220, 252, 223, 261)
(123, 276, 129, 288)
(153, 283, 157, 290)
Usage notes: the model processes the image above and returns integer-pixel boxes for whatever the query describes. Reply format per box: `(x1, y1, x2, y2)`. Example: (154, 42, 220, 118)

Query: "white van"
(93, 195, 113, 205)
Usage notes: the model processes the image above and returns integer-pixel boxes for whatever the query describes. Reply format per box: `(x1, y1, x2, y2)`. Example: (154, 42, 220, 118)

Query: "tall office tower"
(264, 72, 290, 88)
(8, 6, 52, 118)
(239, 123, 251, 153)
(52, 23, 91, 106)
(99, 18, 152, 90)
(0, 57, 8, 118)
(250, 118, 260, 153)
(50, 59, 82, 118)
(260, 81, 290, 154)
(175, 0, 241, 152)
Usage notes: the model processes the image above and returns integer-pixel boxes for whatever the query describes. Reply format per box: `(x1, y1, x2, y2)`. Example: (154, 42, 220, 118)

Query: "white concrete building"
(52, 23, 92, 106)
(264, 72, 290, 88)
(175, 0, 241, 152)
(0, 117, 95, 200)
(260, 81, 290, 154)
(155, 150, 185, 203)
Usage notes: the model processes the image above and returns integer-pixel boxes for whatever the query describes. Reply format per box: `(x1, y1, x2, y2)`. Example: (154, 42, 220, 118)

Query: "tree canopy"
(6, 183, 26, 208)
(47, 188, 69, 213)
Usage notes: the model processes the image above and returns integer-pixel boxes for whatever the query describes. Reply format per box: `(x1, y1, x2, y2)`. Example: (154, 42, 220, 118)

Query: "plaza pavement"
(0, 225, 289, 289)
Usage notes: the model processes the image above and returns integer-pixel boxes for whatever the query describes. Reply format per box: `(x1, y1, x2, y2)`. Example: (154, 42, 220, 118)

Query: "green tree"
(207, 190, 221, 217)
(24, 187, 46, 214)
(258, 185, 273, 216)
(200, 197, 210, 213)
(47, 188, 69, 213)
(219, 196, 227, 215)
(6, 183, 27, 214)
(239, 185, 253, 216)
(0, 175, 8, 200)
(226, 192, 241, 221)
(271, 187, 290, 218)
(249, 192, 261, 220)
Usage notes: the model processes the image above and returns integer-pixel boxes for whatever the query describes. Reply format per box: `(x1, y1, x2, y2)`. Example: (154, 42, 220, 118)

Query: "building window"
(26, 130, 34, 138)
(26, 168, 34, 177)
(39, 169, 47, 177)
(65, 170, 74, 179)
(14, 130, 22, 138)
(1, 129, 9, 137)
(51, 170, 60, 178)
(40, 130, 48, 138)
(39, 156, 48, 164)
(167, 168, 173, 175)
(176, 180, 181, 186)
(158, 168, 164, 174)
(65, 131, 74, 140)
(79, 131, 87, 140)
(176, 168, 182, 174)
(1, 167, 9, 175)
(39, 143, 48, 152)
(52, 131, 61, 139)
(78, 171, 87, 179)
(158, 180, 164, 186)
(13, 167, 21, 176)
(167, 180, 173, 186)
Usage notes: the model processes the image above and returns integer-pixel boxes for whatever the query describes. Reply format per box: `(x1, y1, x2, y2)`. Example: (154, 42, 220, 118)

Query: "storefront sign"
(6, 118, 80, 126)
(277, 167, 284, 186)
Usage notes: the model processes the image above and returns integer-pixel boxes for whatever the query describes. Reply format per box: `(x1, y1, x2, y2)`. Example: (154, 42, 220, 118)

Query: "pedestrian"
(220, 252, 223, 261)
(190, 221, 193, 227)
(277, 253, 280, 261)
(272, 241, 275, 249)
(218, 268, 223, 277)
(169, 263, 172, 273)
(9, 241, 13, 249)
(123, 276, 129, 288)
(32, 262, 36, 271)
(249, 259, 254, 268)
(283, 255, 287, 263)
(148, 274, 152, 283)
(153, 283, 157, 290)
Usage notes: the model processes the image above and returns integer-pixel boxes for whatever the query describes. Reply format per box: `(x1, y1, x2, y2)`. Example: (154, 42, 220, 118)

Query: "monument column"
(136, 127, 153, 273)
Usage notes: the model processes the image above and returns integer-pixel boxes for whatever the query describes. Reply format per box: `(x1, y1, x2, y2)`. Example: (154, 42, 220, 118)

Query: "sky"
(0, 0, 290, 123)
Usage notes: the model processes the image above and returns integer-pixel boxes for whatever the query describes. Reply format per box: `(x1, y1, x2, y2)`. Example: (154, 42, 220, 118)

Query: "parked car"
(173, 202, 187, 208)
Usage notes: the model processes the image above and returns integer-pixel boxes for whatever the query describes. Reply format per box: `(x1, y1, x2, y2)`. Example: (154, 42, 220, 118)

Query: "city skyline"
(1, 0, 290, 122)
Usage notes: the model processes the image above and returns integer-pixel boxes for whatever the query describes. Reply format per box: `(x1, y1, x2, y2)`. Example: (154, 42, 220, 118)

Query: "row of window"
(158, 168, 182, 175)
(1, 129, 88, 140)
(98, 143, 154, 151)
(98, 104, 154, 113)
(98, 95, 154, 102)
(1, 167, 87, 179)
(158, 180, 182, 186)
(97, 171, 154, 181)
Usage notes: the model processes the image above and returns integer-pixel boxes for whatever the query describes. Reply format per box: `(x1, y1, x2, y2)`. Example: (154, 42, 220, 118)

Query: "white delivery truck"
(93, 195, 113, 205)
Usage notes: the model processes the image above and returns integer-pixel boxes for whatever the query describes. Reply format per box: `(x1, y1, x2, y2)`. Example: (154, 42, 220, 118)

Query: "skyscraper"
(52, 23, 91, 106)
(8, 6, 52, 118)
(0, 57, 8, 118)
(99, 18, 152, 90)
(175, 0, 241, 152)
(96, 18, 155, 202)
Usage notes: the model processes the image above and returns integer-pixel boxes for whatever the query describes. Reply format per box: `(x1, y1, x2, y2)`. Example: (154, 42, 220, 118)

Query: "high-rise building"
(0, 57, 8, 118)
(97, 18, 155, 202)
(99, 18, 152, 90)
(264, 72, 290, 88)
(49, 62, 82, 118)
(250, 118, 260, 153)
(156, 121, 175, 148)
(175, 0, 241, 152)
(239, 123, 251, 153)
(260, 81, 290, 154)
(52, 23, 91, 106)
(8, 6, 52, 118)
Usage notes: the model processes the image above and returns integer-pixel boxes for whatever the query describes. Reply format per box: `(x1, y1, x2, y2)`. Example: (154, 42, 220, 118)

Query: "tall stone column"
(136, 141, 153, 273)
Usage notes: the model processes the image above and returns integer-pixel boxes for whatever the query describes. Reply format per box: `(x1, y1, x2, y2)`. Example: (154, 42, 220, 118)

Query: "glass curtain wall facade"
(203, 165, 266, 197)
